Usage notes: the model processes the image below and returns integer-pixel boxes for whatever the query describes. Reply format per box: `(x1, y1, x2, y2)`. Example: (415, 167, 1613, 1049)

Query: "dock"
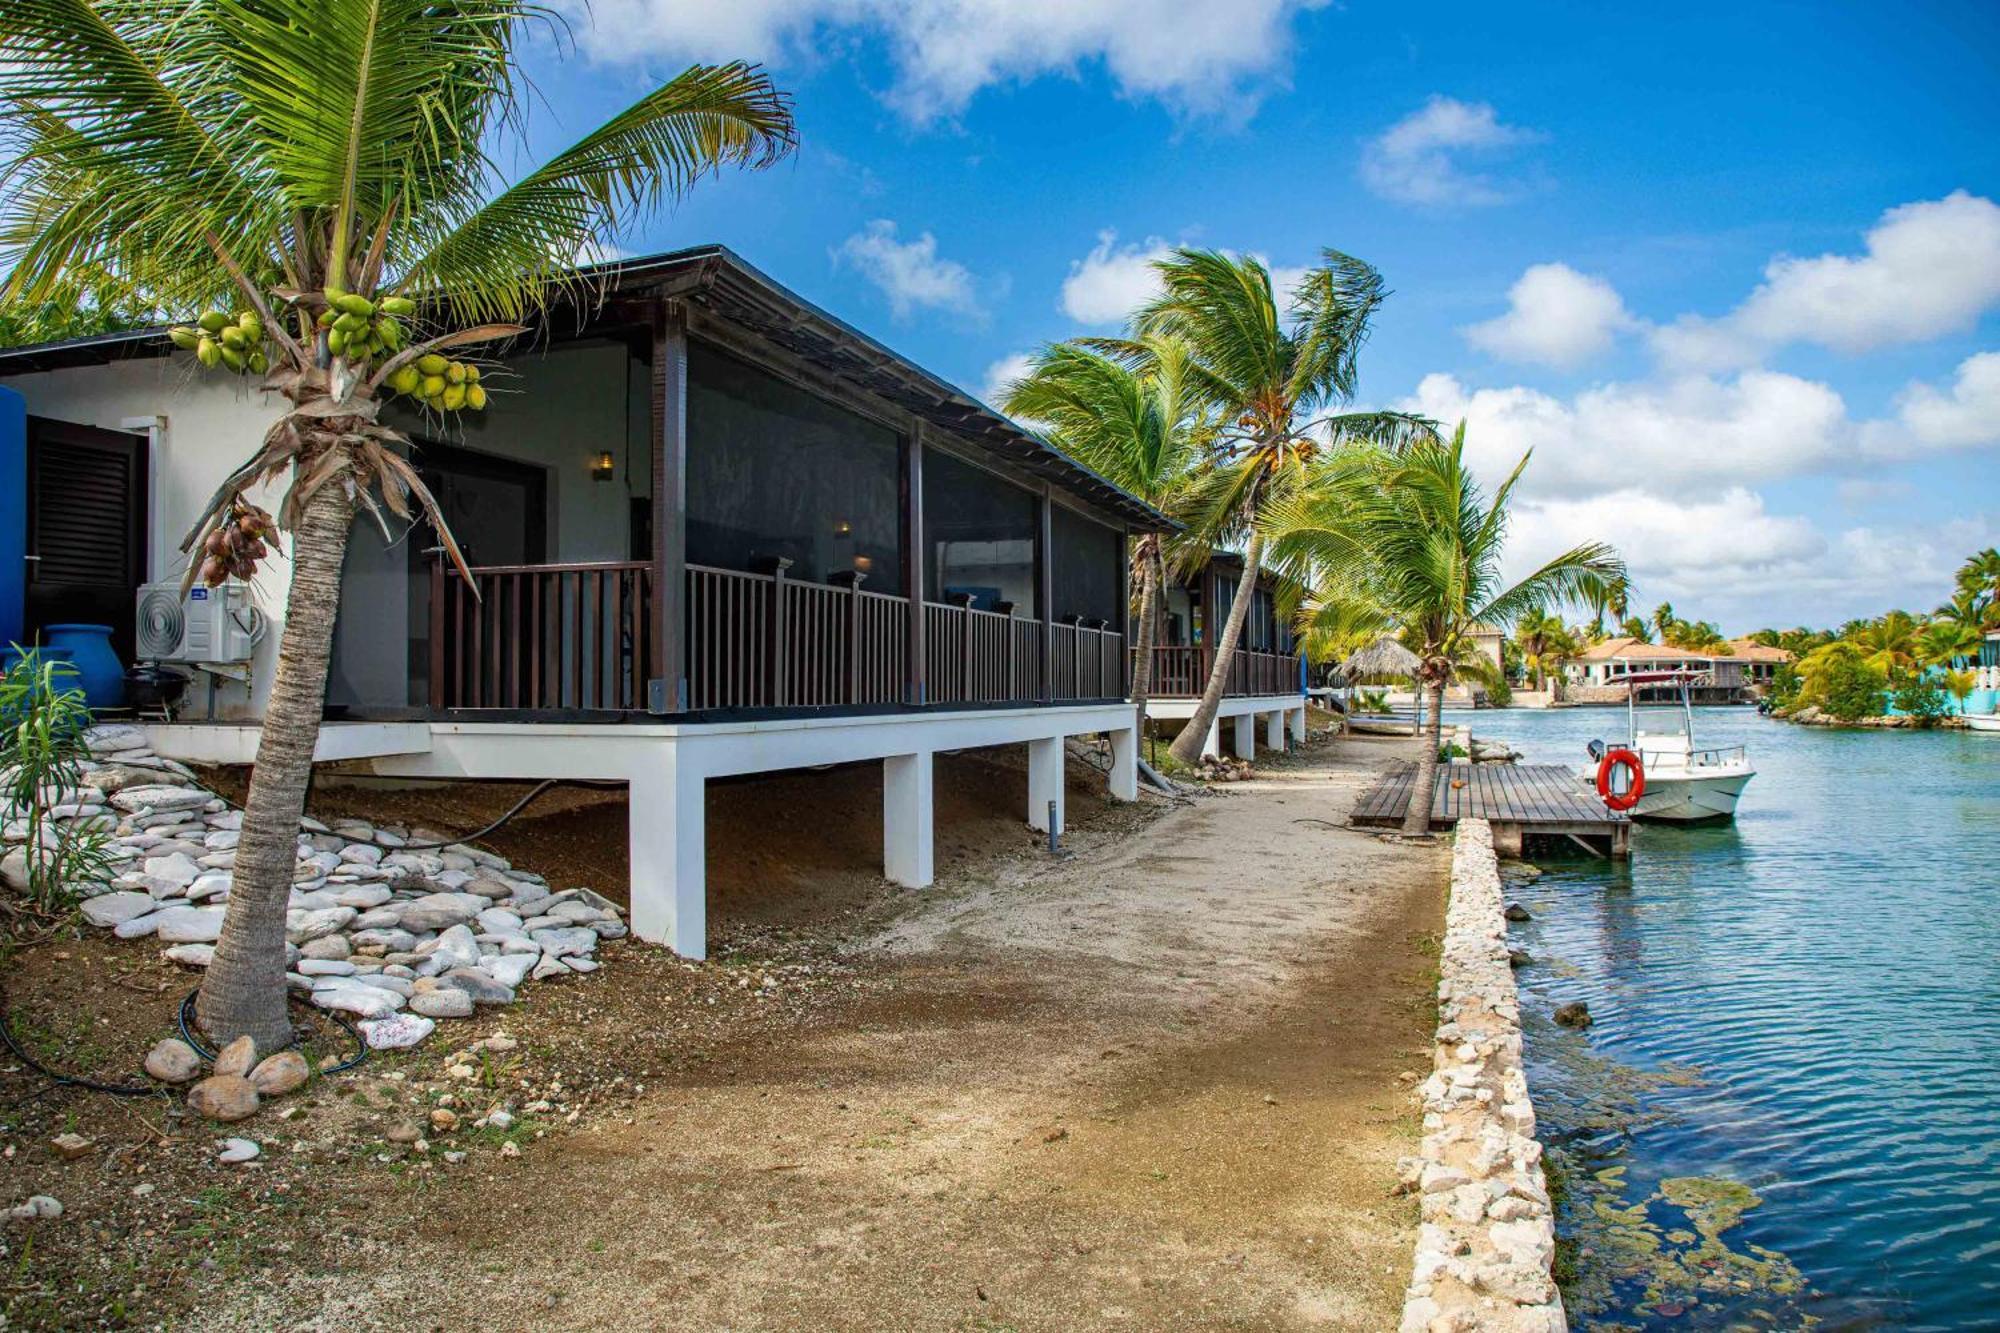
(1352, 762, 1631, 857)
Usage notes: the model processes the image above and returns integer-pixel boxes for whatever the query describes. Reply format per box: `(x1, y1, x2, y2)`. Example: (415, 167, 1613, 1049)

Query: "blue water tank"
(0, 386, 24, 650)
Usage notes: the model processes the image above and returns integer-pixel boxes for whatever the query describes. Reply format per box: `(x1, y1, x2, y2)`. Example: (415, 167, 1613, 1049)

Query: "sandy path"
(190, 736, 1444, 1332)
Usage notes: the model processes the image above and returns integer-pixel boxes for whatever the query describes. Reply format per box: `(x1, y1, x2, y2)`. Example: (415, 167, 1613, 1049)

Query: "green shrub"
(1485, 675, 1513, 708)
(1, 647, 114, 911)
(1890, 674, 1949, 728)
(1797, 642, 1887, 721)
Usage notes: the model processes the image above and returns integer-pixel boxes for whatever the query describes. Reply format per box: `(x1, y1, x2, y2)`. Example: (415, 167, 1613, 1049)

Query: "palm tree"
(1277, 424, 1622, 834)
(1619, 615, 1653, 643)
(1849, 611, 1921, 675)
(1002, 336, 1209, 733)
(1107, 247, 1434, 766)
(1920, 617, 1984, 669)
(1, 1, 793, 1050)
(1514, 609, 1564, 690)
(1651, 602, 1678, 643)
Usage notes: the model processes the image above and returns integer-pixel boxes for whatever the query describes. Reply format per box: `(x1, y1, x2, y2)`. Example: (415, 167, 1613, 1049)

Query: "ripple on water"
(1456, 708, 2000, 1332)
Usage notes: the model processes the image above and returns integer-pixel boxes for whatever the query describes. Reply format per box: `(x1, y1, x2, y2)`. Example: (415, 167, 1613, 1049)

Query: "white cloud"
(1463, 263, 1636, 369)
(1402, 369, 1853, 500)
(1060, 232, 1173, 324)
(981, 352, 1036, 409)
(1505, 489, 1995, 630)
(1653, 191, 2000, 371)
(833, 220, 984, 321)
(1360, 95, 1541, 207)
(1864, 350, 2000, 456)
(561, 0, 1326, 123)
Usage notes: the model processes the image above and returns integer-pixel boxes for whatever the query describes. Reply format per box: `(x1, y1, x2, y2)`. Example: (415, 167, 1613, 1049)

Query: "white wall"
(4, 354, 288, 717)
(6, 338, 651, 718)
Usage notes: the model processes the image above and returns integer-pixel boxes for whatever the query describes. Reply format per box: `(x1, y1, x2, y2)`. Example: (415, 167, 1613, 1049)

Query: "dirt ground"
(2, 732, 1444, 1332)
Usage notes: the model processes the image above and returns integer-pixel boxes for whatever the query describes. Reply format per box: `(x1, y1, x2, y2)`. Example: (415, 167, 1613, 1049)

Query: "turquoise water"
(1447, 706, 2000, 1330)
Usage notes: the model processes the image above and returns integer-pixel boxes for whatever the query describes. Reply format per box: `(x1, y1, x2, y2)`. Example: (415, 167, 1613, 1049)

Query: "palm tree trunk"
(1169, 531, 1264, 766)
(196, 457, 355, 1051)
(1129, 537, 1158, 735)
(1401, 679, 1447, 835)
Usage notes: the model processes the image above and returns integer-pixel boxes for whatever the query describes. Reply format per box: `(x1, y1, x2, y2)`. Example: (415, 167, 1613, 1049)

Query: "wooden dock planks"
(1351, 762, 1629, 835)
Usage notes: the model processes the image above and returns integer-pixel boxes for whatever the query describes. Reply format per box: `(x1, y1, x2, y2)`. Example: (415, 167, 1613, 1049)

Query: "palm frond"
(404, 61, 794, 323)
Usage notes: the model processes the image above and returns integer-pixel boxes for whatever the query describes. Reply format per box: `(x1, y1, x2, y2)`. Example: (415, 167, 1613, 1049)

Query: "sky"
(512, 0, 2000, 634)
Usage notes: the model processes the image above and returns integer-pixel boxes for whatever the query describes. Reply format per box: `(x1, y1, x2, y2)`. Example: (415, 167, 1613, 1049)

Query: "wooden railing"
(431, 558, 1127, 712)
(1139, 645, 1301, 699)
(431, 560, 653, 712)
(686, 562, 910, 710)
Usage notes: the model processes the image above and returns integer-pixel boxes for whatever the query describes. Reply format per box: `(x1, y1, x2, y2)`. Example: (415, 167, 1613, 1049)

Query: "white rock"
(530, 927, 598, 960)
(162, 943, 217, 967)
(80, 890, 156, 927)
(357, 1013, 435, 1050)
(286, 905, 356, 944)
(411, 988, 474, 1019)
(338, 843, 384, 867)
(334, 884, 393, 909)
(154, 906, 226, 944)
(216, 1137, 260, 1164)
(142, 852, 199, 888)
(431, 923, 481, 971)
(476, 906, 524, 934)
(486, 952, 537, 989)
(185, 871, 232, 902)
(110, 785, 210, 814)
(298, 959, 358, 976)
(308, 985, 402, 1018)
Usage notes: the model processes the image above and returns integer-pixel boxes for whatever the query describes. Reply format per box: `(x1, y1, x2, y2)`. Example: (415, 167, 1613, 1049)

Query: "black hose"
(0, 983, 163, 1097)
(177, 988, 367, 1075)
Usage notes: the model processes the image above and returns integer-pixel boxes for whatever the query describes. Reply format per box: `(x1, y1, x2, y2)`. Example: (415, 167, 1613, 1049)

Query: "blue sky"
(518, 0, 2000, 632)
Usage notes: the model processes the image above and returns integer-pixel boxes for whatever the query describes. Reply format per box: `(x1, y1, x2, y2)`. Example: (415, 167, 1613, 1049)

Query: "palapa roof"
(1575, 636, 1721, 664)
(1337, 637, 1420, 681)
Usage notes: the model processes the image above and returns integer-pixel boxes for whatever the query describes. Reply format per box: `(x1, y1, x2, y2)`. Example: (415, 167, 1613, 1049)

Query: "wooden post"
(833, 569, 866, 704)
(903, 427, 926, 706)
(767, 557, 793, 708)
(1038, 489, 1054, 702)
(428, 558, 445, 711)
(649, 302, 689, 713)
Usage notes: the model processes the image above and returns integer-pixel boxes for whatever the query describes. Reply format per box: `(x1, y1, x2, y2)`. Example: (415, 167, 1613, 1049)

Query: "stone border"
(1397, 818, 1566, 1332)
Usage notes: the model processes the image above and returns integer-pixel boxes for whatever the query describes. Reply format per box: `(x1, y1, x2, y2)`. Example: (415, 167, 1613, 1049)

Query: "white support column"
(1108, 723, 1139, 802)
(1288, 705, 1307, 745)
(1027, 734, 1066, 833)
(1232, 712, 1256, 761)
(627, 747, 707, 959)
(882, 750, 934, 887)
(1200, 718, 1220, 760)
(1264, 709, 1284, 751)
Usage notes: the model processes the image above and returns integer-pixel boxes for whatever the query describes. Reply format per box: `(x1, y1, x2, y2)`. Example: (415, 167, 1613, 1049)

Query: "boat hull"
(1966, 713, 2000, 733)
(1630, 769, 1754, 822)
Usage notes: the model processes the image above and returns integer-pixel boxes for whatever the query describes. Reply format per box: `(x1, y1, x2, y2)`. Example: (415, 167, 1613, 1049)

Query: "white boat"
(1965, 712, 2000, 733)
(1582, 669, 1755, 823)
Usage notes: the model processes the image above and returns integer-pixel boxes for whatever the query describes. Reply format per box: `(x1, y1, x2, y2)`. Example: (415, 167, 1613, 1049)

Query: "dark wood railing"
(430, 559, 1127, 712)
(1140, 645, 1300, 699)
(431, 560, 653, 711)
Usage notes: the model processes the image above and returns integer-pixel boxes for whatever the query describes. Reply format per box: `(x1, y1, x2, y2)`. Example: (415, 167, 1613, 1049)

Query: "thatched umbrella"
(1337, 637, 1419, 683)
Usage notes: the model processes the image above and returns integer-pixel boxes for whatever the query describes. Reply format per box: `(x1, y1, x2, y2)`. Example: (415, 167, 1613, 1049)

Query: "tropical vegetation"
(0, 0, 794, 1050)
(1268, 423, 1624, 833)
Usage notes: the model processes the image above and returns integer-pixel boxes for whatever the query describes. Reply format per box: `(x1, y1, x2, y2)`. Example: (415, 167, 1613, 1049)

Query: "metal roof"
(0, 245, 1172, 530)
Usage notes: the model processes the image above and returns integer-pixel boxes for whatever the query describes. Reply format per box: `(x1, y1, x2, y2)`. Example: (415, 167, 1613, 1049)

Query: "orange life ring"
(1596, 748, 1644, 811)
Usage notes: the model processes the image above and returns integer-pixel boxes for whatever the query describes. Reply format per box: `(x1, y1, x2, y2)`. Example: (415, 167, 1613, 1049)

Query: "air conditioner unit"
(135, 581, 265, 664)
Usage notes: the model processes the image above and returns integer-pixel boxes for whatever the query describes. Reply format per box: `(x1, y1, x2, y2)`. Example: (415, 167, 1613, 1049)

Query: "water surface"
(1449, 705, 2000, 1330)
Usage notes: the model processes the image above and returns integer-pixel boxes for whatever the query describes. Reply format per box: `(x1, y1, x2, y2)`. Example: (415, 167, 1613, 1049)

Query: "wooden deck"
(1353, 762, 1630, 856)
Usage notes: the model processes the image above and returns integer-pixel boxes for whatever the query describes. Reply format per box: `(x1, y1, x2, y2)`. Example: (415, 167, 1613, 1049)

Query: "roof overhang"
(0, 245, 1174, 531)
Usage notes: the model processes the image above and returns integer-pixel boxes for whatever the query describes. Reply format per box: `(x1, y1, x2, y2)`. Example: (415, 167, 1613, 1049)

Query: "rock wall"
(1398, 818, 1566, 1332)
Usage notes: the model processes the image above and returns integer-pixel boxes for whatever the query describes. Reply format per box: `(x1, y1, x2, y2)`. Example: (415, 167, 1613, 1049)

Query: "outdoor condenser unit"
(134, 581, 265, 664)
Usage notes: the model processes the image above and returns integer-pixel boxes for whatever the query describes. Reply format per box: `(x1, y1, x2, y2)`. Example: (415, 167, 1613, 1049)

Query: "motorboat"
(1965, 712, 2000, 733)
(1582, 669, 1755, 823)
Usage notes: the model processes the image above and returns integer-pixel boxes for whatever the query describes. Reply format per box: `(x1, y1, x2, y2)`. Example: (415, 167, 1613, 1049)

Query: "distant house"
(1724, 637, 1795, 685)
(1142, 549, 1305, 756)
(0, 246, 1306, 957)
(1571, 637, 1727, 685)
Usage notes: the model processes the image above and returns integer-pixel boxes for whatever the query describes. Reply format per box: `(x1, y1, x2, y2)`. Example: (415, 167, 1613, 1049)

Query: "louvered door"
(25, 417, 149, 664)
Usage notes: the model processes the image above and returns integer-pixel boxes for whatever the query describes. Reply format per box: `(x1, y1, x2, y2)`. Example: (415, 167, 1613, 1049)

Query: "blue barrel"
(39, 624, 125, 708)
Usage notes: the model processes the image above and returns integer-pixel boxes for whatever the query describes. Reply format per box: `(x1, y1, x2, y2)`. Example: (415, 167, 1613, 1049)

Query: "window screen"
(686, 344, 904, 593)
(922, 446, 1037, 613)
(1050, 503, 1122, 626)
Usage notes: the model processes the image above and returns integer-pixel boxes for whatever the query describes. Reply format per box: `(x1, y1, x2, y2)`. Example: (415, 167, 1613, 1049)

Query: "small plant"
(1358, 689, 1391, 714)
(0, 647, 115, 912)
(1889, 674, 1949, 729)
(1438, 741, 1469, 761)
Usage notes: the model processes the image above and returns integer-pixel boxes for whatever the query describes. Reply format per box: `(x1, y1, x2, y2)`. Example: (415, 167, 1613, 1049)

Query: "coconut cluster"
(195, 502, 280, 588)
(386, 351, 486, 412)
(168, 310, 267, 375)
(316, 288, 414, 365)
